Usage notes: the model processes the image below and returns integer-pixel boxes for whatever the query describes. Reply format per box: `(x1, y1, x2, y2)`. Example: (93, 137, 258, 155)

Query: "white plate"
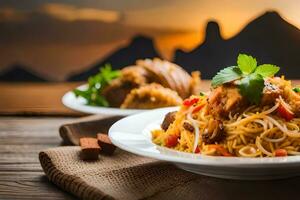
(62, 85, 150, 116)
(109, 107, 300, 180)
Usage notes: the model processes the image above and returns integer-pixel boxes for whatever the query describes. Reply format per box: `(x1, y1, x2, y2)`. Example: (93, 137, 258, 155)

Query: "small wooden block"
(97, 133, 116, 155)
(79, 137, 101, 160)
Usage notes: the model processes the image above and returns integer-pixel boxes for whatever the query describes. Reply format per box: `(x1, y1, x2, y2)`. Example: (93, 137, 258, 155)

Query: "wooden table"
(0, 117, 77, 199)
(1, 80, 300, 199)
(0, 82, 83, 116)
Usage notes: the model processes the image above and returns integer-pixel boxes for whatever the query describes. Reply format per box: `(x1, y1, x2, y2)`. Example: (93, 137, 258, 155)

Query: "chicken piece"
(284, 95, 300, 117)
(183, 121, 194, 132)
(137, 58, 175, 88)
(102, 66, 148, 107)
(266, 77, 290, 91)
(261, 80, 282, 106)
(161, 111, 177, 131)
(202, 119, 224, 144)
(121, 66, 149, 85)
(136, 58, 201, 99)
(263, 77, 300, 116)
(101, 79, 138, 107)
(103, 58, 201, 108)
(121, 83, 182, 109)
(208, 84, 247, 119)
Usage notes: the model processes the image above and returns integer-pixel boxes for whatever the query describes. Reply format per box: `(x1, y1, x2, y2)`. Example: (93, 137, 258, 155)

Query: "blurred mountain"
(68, 35, 161, 81)
(3, 11, 300, 82)
(0, 64, 46, 82)
(174, 11, 300, 79)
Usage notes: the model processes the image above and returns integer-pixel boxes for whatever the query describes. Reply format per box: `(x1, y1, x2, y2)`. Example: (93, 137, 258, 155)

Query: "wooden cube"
(79, 137, 101, 160)
(97, 133, 116, 155)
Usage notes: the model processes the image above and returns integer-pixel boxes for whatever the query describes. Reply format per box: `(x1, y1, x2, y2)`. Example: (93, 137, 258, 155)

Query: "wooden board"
(0, 117, 77, 200)
(0, 82, 83, 116)
(2, 116, 300, 200)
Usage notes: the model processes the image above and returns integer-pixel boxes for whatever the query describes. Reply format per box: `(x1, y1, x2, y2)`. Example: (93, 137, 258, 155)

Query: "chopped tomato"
(192, 104, 205, 113)
(165, 135, 179, 148)
(277, 104, 294, 121)
(195, 146, 201, 154)
(275, 149, 287, 157)
(207, 145, 232, 157)
(183, 98, 199, 107)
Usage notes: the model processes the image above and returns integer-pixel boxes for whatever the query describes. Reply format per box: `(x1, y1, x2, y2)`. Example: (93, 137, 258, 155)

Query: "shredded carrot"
(208, 145, 232, 157)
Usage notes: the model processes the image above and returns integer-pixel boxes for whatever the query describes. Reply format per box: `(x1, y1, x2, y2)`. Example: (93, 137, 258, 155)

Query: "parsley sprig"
(211, 54, 280, 104)
(293, 87, 300, 93)
(73, 64, 121, 107)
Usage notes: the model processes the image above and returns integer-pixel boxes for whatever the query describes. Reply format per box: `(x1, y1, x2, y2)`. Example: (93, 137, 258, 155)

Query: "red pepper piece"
(277, 104, 294, 121)
(275, 149, 287, 157)
(207, 145, 232, 157)
(192, 104, 205, 113)
(183, 98, 199, 107)
(165, 135, 179, 148)
(195, 146, 201, 154)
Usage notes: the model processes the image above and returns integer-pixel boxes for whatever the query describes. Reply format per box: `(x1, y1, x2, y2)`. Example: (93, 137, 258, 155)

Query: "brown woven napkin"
(39, 146, 201, 200)
(59, 114, 123, 145)
(39, 115, 198, 199)
(39, 115, 300, 200)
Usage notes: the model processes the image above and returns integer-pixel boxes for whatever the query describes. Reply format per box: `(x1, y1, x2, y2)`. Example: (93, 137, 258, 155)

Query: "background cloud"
(40, 3, 121, 22)
(0, 7, 28, 22)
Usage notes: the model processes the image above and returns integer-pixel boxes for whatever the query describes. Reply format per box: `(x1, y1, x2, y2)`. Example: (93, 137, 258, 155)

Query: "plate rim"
(62, 84, 150, 116)
(108, 107, 300, 168)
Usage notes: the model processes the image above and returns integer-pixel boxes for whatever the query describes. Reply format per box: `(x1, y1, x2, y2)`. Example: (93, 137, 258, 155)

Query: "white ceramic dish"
(62, 84, 148, 116)
(109, 107, 300, 180)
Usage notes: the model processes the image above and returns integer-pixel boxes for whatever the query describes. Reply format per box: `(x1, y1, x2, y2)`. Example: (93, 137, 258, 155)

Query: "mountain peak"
(0, 64, 46, 82)
(7, 63, 29, 71)
(251, 11, 285, 26)
(260, 11, 282, 20)
(67, 34, 160, 81)
(130, 35, 154, 46)
(205, 21, 222, 42)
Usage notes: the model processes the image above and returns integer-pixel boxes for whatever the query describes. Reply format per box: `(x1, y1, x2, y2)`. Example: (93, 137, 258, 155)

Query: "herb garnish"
(73, 64, 121, 107)
(211, 54, 280, 104)
(293, 87, 300, 93)
(199, 92, 205, 96)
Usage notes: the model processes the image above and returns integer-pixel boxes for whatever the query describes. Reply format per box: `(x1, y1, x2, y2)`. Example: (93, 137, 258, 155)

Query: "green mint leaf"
(211, 66, 242, 88)
(238, 73, 264, 104)
(255, 64, 279, 77)
(73, 88, 91, 100)
(199, 92, 205, 96)
(237, 54, 257, 74)
(73, 63, 121, 107)
(100, 64, 121, 84)
(211, 54, 281, 104)
(293, 87, 300, 93)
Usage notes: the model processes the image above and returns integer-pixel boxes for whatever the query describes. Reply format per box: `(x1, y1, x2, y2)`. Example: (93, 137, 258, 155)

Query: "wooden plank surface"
(2, 117, 300, 200)
(0, 82, 83, 116)
(0, 117, 77, 200)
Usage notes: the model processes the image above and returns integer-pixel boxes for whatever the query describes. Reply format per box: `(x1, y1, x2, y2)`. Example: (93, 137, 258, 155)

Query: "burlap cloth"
(39, 115, 300, 200)
(39, 115, 200, 200)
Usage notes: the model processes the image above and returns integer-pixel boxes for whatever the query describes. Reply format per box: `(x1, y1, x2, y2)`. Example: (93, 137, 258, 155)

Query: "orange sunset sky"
(0, 0, 300, 80)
